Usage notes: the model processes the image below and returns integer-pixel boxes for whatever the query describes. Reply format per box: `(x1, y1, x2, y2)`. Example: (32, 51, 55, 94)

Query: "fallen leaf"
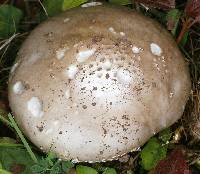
(10, 164, 25, 174)
(0, 0, 7, 3)
(135, 0, 175, 10)
(0, 101, 8, 113)
(152, 148, 192, 174)
(185, 0, 200, 18)
(195, 15, 200, 22)
(67, 169, 77, 174)
(0, 90, 9, 112)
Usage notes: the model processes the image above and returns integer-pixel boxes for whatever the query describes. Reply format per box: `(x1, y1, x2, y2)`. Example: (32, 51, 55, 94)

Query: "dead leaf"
(10, 163, 25, 174)
(151, 148, 191, 174)
(185, 0, 200, 18)
(195, 15, 200, 22)
(0, 0, 7, 4)
(135, 0, 175, 10)
(67, 168, 77, 174)
(0, 90, 9, 113)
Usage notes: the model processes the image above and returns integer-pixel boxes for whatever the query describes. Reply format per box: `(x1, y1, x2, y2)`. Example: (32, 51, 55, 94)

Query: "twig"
(189, 155, 200, 165)
(38, 0, 48, 17)
(0, 67, 10, 73)
(0, 33, 19, 51)
(8, 113, 38, 163)
(0, 43, 10, 64)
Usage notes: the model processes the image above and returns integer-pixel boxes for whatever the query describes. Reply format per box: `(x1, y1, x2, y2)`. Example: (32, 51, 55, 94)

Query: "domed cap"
(8, 3, 191, 162)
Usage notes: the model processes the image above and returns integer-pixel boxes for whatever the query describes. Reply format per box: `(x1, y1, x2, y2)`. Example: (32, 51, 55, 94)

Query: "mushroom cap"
(8, 3, 191, 162)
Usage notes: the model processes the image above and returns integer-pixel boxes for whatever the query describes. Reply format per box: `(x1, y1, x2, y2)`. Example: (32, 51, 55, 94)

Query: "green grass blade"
(7, 113, 38, 163)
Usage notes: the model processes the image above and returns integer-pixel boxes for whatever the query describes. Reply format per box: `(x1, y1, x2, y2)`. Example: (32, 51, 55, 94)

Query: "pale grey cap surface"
(8, 3, 191, 162)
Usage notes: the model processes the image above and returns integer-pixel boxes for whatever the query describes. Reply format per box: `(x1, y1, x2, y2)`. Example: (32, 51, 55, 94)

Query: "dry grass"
(182, 81, 200, 147)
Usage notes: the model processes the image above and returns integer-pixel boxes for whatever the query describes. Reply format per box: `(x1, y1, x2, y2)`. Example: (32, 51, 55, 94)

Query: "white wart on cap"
(8, 4, 191, 162)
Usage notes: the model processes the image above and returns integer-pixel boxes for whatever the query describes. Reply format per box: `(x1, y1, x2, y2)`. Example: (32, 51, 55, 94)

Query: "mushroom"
(8, 3, 191, 162)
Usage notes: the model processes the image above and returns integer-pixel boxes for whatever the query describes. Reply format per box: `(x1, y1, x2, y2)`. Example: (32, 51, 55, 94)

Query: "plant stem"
(176, 17, 193, 44)
(7, 113, 38, 163)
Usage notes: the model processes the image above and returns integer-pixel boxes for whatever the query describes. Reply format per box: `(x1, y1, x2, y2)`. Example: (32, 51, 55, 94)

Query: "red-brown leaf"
(185, 0, 200, 18)
(0, 90, 9, 112)
(10, 164, 25, 174)
(0, 0, 7, 4)
(152, 148, 191, 174)
(195, 15, 200, 22)
(135, 0, 175, 10)
(67, 169, 77, 174)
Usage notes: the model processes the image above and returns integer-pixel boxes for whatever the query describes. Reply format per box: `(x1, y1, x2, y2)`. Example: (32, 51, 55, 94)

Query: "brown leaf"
(151, 148, 192, 174)
(0, 90, 9, 113)
(0, 100, 8, 112)
(67, 169, 77, 174)
(185, 0, 200, 18)
(195, 15, 200, 22)
(135, 0, 175, 10)
(0, 0, 8, 4)
(10, 164, 25, 174)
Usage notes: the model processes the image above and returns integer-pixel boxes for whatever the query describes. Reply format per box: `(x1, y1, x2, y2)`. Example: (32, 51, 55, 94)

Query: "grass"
(7, 113, 38, 163)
